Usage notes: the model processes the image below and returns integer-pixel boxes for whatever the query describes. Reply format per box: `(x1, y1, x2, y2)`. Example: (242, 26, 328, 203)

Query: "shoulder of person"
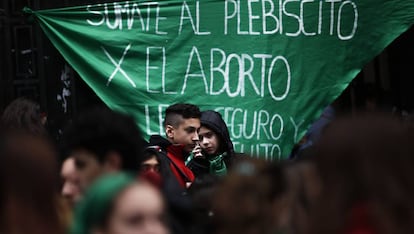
(224, 152, 246, 168)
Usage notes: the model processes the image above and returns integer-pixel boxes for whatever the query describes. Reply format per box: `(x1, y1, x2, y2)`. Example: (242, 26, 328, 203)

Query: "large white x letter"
(102, 43, 136, 88)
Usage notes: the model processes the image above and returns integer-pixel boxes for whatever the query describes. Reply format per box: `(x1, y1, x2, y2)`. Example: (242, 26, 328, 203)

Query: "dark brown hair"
(163, 103, 201, 128)
(212, 158, 286, 234)
(0, 131, 64, 234)
(1, 97, 46, 135)
(309, 114, 414, 234)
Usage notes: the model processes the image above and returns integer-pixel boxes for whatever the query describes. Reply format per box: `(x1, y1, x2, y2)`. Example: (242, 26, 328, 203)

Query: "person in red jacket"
(148, 103, 201, 188)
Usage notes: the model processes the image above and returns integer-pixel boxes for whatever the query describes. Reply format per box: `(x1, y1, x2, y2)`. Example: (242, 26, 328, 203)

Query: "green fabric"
(208, 154, 227, 176)
(185, 153, 227, 176)
(70, 173, 135, 234)
(25, 0, 414, 159)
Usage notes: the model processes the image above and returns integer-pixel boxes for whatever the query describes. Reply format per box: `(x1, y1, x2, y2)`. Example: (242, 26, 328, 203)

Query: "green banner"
(26, 0, 414, 160)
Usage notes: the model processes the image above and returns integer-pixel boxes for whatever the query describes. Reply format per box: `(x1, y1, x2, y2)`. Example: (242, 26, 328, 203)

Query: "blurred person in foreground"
(0, 130, 65, 234)
(61, 157, 82, 207)
(212, 157, 287, 234)
(71, 173, 170, 234)
(187, 174, 220, 234)
(60, 107, 145, 204)
(309, 114, 414, 234)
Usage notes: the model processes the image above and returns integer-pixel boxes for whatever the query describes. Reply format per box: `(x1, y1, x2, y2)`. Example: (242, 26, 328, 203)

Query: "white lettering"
(86, 4, 105, 26)
(102, 44, 136, 88)
(268, 56, 291, 101)
(182, 46, 209, 94)
(337, 0, 358, 40)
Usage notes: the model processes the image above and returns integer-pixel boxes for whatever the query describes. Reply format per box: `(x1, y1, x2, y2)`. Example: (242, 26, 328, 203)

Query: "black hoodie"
(187, 110, 238, 176)
(199, 110, 235, 157)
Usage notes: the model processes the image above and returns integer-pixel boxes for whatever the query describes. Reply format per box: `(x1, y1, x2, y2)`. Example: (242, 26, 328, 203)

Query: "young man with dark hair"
(60, 107, 145, 202)
(148, 103, 201, 188)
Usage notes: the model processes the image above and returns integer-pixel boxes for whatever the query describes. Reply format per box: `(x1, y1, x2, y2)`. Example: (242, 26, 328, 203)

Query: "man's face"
(70, 149, 105, 196)
(167, 118, 200, 153)
(60, 157, 82, 207)
(199, 126, 220, 156)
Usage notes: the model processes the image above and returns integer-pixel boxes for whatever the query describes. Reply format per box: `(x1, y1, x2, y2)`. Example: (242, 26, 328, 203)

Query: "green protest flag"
(25, 0, 414, 160)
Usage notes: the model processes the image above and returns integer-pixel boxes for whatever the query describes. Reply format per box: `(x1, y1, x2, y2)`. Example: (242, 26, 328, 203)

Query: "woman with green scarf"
(70, 173, 170, 234)
(187, 110, 240, 177)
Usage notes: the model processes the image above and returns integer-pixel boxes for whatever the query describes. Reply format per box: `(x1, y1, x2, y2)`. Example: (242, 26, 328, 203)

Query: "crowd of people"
(1, 97, 414, 234)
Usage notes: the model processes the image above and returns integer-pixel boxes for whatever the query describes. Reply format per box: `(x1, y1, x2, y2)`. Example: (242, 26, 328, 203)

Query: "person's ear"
(103, 151, 122, 172)
(165, 124, 175, 139)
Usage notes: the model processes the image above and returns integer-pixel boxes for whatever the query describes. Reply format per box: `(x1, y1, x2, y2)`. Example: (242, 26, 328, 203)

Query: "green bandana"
(208, 154, 227, 176)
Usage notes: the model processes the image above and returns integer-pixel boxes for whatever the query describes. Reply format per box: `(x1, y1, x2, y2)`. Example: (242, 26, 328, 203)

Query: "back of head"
(61, 107, 145, 172)
(188, 174, 220, 210)
(213, 158, 286, 234)
(0, 131, 63, 234)
(309, 114, 414, 234)
(1, 97, 46, 136)
(200, 110, 234, 156)
(164, 103, 201, 128)
(187, 174, 220, 234)
(314, 114, 414, 190)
